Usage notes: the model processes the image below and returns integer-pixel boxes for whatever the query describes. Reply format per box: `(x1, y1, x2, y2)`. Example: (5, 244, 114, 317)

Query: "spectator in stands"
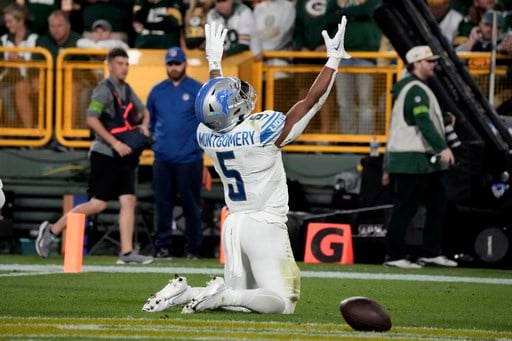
(253, 0, 295, 112)
(456, 9, 511, 52)
(76, 0, 134, 44)
(457, 0, 503, 38)
(428, 0, 464, 46)
(336, 0, 381, 135)
(253, 0, 295, 69)
(452, 0, 472, 16)
(184, 0, 213, 49)
(457, 9, 512, 109)
(77, 19, 129, 50)
(384, 45, 457, 269)
(35, 10, 81, 61)
(254, 0, 295, 53)
(0, 0, 15, 36)
(36, 48, 154, 265)
(0, 3, 38, 128)
(293, 0, 338, 133)
(206, 0, 262, 58)
(294, 0, 338, 56)
(147, 47, 204, 260)
(132, 0, 186, 49)
(17, 0, 61, 35)
(35, 10, 86, 148)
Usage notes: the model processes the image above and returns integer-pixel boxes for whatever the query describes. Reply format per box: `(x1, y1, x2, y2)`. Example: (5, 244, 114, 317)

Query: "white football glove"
(322, 16, 351, 60)
(205, 22, 227, 63)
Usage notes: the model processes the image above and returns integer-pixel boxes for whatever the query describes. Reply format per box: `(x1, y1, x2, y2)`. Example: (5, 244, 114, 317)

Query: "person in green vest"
(384, 45, 457, 269)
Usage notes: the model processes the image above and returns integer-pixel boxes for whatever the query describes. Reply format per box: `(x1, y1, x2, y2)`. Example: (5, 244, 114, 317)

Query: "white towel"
(224, 214, 243, 278)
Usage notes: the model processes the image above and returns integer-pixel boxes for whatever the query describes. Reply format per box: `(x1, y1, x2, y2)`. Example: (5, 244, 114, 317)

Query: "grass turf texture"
(1, 256, 512, 340)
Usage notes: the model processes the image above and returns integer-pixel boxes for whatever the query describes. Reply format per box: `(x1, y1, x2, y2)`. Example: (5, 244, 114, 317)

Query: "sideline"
(1, 264, 511, 285)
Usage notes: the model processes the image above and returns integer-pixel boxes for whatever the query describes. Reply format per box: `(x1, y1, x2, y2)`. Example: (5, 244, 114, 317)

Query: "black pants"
(152, 158, 203, 255)
(385, 171, 447, 261)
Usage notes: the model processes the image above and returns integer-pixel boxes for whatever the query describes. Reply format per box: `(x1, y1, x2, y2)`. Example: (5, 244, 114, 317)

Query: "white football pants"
(222, 211, 301, 314)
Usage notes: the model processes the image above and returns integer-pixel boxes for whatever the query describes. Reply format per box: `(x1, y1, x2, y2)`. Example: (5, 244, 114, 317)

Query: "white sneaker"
(142, 275, 191, 312)
(384, 259, 422, 269)
(116, 251, 154, 265)
(36, 221, 54, 258)
(418, 255, 458, 267)
(181, 276, 226, 314)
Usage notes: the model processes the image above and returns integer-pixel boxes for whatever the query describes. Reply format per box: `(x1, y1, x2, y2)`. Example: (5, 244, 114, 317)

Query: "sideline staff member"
(36, 48, 154, 265)
(384, 45, 457, 269)
(147, 47, 204, 260)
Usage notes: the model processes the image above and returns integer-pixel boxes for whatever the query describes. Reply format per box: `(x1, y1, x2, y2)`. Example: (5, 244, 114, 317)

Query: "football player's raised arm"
(275, 16, 350, 148)
(205, 22, 227, 79)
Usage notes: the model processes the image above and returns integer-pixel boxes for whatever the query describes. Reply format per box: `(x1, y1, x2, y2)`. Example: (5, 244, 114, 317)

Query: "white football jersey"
(197, 110, 288, 219)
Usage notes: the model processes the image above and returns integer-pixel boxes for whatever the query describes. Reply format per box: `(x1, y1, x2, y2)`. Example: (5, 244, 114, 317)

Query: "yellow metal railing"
(260, 51, 404, 154)
(55, 48, 107, 148)
(0, 46, 53, 147)
(54, 48, 256, 165)
(0, 48, 511, 159)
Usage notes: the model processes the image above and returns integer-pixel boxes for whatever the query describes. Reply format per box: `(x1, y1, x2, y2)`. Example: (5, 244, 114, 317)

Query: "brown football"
(339, 296, 392, 332)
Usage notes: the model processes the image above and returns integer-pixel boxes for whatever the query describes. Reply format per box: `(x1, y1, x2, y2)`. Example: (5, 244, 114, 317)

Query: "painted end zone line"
(1, 264, 511, 285)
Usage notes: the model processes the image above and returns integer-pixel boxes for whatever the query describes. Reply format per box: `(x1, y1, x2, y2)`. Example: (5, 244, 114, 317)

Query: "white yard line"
(1, 264, 511, 285)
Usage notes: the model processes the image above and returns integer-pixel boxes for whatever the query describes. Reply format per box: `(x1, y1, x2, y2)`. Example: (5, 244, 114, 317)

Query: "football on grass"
(339, 296, 392, 332)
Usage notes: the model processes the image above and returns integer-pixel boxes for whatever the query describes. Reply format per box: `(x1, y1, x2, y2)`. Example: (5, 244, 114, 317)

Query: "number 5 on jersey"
(217, 151, 247, 201)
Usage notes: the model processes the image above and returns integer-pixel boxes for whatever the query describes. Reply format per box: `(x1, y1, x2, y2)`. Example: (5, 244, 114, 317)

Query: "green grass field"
(1, 255, 512, 340)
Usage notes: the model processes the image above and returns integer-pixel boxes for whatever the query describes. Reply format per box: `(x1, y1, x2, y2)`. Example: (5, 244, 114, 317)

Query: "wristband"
(325, 57, 341, 70)
(208, 60, 222, 74)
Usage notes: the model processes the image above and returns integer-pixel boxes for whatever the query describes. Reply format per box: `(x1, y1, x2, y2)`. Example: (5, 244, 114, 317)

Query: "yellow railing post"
(0, 46, 53, 147)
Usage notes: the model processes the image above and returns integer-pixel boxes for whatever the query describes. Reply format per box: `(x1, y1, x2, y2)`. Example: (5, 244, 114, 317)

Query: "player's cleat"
(383, 259, 422, 269)
(418, 255, 457, 267)
(221, 306, 251, 313)
(181, 276, 226, 314)
(36, 221, 54, 258)
(142, 275, 191, 312)
(116, 251, 154, 264)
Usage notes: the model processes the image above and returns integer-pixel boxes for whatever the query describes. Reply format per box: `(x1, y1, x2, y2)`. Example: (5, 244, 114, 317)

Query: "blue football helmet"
(195, 77, 256, 133)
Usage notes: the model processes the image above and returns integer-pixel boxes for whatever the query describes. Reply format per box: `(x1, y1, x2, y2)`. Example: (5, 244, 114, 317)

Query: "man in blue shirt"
(147, 47, 204, 260)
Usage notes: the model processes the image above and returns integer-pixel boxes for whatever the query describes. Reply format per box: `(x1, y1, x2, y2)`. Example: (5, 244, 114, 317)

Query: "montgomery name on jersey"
(197, 110, 288, 219)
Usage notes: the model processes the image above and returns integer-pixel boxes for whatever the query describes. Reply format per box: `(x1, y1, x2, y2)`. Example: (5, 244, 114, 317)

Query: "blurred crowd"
(0, 0, 511, 58)
(1, 0, 512, 132)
